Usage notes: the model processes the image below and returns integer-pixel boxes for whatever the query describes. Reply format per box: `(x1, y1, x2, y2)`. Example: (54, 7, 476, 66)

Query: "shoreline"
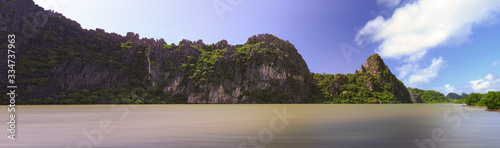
(462, 105, 500, 112)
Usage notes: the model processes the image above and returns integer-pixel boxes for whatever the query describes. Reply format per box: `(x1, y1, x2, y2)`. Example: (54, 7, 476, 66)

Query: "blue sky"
(34, 0, 500, 94)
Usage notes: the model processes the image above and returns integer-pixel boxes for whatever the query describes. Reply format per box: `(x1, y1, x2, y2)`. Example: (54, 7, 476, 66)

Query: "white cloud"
(357, 0, 500, 62)
(485, 74, 494, 81)
(470, 79, 490, 91)
(355, 16, 385, 45)
(377, 0, 401, 8)
(437, 74, 500, 94)
(435, 83, 470, 95)
(396, 57, 446, 86)
(444, 84, 455, 93)
(396, 63, 418, 79)
(407, 57, 444, 84)
(469, 74, 500, 93)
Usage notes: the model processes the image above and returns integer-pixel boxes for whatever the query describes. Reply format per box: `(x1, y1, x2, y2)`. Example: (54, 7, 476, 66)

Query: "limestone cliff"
(0, 0, 413, 104)
(0, 0, 310, 104)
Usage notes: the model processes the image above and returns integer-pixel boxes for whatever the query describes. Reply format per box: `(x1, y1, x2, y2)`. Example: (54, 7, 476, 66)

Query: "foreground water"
(1, 104, 499, 148)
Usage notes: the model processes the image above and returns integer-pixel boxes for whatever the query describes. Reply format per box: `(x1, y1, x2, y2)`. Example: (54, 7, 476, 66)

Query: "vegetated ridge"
(0, 0, 451, 104)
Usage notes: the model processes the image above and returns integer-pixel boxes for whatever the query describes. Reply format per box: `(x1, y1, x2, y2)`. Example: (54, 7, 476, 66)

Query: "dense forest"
(458, 91, 500, 110)
(409, 88, 450, 103)
(306, 73, 403, 104)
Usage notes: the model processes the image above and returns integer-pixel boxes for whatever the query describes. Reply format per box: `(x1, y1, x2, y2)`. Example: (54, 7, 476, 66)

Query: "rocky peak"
(355, 53, 412, 103)
(125, 32, 141, 41)
(213, 39, 229, 49)
(361, 53, 391, 76)
(245, 33, 282, 45)
(179, 39, 206, 47)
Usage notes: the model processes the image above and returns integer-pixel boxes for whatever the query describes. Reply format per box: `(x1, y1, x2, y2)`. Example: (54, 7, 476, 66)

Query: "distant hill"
(446, 92, 468, 99)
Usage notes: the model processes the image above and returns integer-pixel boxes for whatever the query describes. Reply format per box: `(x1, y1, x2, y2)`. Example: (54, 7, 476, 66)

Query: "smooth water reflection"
(1, 104, 499, 148)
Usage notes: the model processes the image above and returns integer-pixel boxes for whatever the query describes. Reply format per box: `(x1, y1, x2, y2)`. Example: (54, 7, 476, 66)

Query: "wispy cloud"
(377, 0, 401, 8)
(396, 57, 444, 85)
(444, 84, 455, 93)
(396, 63, 418, 79)
(437, 74, 500, 94)
(406, 57, 444, 85)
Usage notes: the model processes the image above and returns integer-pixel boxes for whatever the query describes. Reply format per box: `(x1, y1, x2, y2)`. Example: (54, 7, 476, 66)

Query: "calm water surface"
(1, 104, 499, 148)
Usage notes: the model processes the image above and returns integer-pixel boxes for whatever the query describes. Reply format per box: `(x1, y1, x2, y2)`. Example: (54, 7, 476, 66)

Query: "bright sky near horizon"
(33, 0, 500, 94)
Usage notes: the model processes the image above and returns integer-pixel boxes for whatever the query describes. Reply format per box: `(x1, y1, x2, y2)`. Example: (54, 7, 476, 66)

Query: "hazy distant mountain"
(446, 92, 468, 99)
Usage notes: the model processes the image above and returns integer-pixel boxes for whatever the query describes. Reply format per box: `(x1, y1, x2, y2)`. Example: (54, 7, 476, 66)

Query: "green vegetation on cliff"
(308, 73, 391, 103)
(302, 54, 413, 104)
(408, 88, 450, 103)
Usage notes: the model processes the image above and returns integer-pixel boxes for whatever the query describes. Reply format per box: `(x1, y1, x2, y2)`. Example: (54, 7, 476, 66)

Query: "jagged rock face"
(172, 34, 311, 103)
(363, 54, 389, 76)
(0, 0, 310, 103)
(408, 87, 417, 103)
(361, 54, 412, 103)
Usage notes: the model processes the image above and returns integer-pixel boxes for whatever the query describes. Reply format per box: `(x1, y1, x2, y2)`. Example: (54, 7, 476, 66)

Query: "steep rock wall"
(0, 0, 310, 103)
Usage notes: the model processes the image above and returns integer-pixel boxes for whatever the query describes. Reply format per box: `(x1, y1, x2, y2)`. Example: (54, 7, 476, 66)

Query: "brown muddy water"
(1, 104, 499, 148)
